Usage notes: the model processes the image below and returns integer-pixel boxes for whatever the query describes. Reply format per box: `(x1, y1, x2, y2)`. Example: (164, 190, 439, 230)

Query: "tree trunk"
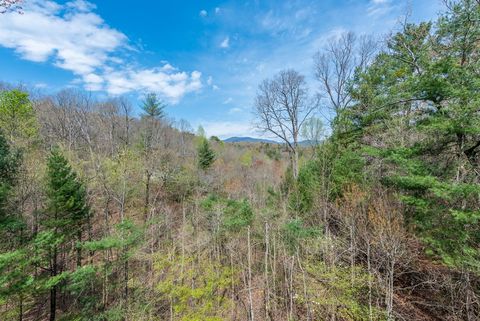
(76, 230, 82, 268)
(124, 258, 128, 305)
(144, 171, 151, 222)
(50, 246, 57, 321)
(18, 294, 23, 321)
(247, 226, 255, 321)
(264, 223, 270, 321)
(291, 148, 299, 179)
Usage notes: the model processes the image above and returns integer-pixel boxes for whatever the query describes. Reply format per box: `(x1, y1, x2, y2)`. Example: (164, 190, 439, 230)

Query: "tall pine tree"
(44, 147, 90, 321)
(341, 0, 480, 271)
(0, 131, 32, 321)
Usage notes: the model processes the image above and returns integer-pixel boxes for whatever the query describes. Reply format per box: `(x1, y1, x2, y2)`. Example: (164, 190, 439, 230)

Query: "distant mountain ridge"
(223, 136, 279, 144)
(223, 136, 318, 146)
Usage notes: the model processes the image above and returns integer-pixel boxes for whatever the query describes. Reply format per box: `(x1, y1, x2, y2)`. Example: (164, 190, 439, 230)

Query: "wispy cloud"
(220, 36, 230, 48)
(223, 97, 233, 104)
(0, 0, 202, 102)
(228, 107, 243, 114)
(199, 9, 207, 17)
(367, 0, 395, 17)
(186, 0, 442, 133)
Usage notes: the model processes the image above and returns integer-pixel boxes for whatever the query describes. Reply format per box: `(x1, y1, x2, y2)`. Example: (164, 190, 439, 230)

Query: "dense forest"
(0, 0, 479, 320)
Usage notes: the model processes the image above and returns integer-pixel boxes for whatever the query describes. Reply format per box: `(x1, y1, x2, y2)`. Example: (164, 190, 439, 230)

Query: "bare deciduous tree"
(254, 69, 317, 178)
(314, 32, 377, 122)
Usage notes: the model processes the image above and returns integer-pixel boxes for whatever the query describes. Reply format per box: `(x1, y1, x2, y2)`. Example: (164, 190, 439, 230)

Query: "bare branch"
(314, 31, 378, 123)
(254, 69, 317, 177)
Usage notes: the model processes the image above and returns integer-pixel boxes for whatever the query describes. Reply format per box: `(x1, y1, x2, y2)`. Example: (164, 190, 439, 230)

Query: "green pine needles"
(197, 137, 216, 170)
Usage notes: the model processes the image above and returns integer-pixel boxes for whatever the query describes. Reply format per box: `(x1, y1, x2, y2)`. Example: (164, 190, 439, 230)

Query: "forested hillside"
(0, 1, 479, 320)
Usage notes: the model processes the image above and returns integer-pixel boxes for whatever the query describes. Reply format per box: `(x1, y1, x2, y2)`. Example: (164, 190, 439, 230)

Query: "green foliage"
(239, 150, 253, 167)
(209, 135, 222, 143)
(0, 132, 20, 187)
(197, 138, 216, 170)
(223, 199, 254, 231)
(164, 166, 198, 202)
(141, 93, 166, 120)
(101, 148, 142, 205)
(281, 166, 295, 195)
(330, 144, 366, 198)
(289, 160, 320, 214)
(201, 195, 254, 233)
(79, 220, 143, 319)
(154, 252, 234, 321)
(341, 0, 480, 271)
(282, 218, 320, 253)
(1, 2, 479, 320)
(0, 132, 30, 319)
(302, 259, 385, 321)
(0, 249, 33, 300)
(31, 230, 64, 268)
(0, 132, 21, 234)
(46, 147, 90, 234)
(0, 89, 37, 143)
(64, 265, 101, 319)
(263, 143, 281, 161)
(82, 219, 143, 256)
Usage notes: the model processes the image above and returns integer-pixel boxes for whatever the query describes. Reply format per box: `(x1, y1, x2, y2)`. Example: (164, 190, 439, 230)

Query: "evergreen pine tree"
(44, 147, 90, 321)
(341, 0, 480, 270)
(197, 137, 216, 170)
(46, 148, 89, 241)
(0, 131, 21, 232)
(141, 92, 165, 120)
(0, 131, 32, 321)
(140, 93, 166, 221)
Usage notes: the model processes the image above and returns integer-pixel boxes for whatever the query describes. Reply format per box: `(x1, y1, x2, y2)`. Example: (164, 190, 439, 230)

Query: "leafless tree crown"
(314, 32, 378, 117)
(254, 69, 317, 150)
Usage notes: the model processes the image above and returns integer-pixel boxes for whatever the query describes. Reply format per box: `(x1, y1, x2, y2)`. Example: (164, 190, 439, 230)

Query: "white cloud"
(223, 97, 233, 104)
(0, 1, 125, 74)
(104, 68, 202, 103)
(83, 73, 104, 90)
(199, 120, 253, 139)
(161, 63, 176, 71)
(220, 36, 230, 48)
(66, 0, 96, 12)
(207, 76, 220, 91)
(199, 9, 207, 17)
(228, 107, 243, 114)
(0, 0, 202, 102)
(215, 7, 221, 14)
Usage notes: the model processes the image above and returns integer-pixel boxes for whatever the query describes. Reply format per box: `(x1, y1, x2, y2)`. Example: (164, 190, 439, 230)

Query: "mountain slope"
(223, 136, 280, 144)
(223, 136, 318, 146)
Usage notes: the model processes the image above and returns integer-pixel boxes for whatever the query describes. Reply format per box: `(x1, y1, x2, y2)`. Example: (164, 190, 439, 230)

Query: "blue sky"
(0, 0, 442, 138)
